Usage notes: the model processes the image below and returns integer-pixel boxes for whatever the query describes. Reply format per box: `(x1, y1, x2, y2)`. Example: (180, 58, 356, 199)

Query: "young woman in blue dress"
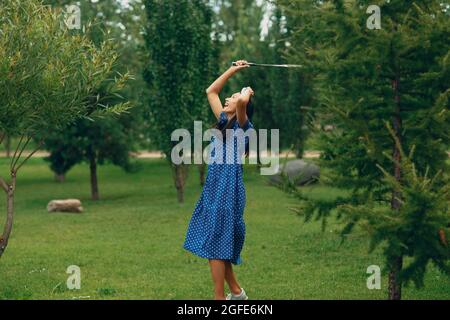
(183, 60, 255, 300)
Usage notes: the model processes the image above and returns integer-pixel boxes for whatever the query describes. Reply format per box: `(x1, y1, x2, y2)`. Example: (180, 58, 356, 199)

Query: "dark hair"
(214, 97, 254, 157)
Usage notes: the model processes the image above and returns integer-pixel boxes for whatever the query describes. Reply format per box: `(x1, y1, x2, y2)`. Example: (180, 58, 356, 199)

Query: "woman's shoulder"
(217, 111, 228, 129)
(236, 117, 253, 131)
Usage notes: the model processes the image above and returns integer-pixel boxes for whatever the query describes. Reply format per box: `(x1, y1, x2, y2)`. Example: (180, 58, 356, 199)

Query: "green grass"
(0, 158, 448, 300)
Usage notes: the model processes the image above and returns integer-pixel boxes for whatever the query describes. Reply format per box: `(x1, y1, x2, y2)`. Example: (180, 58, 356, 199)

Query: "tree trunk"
(0, 173, 16, 258)
(172, 164, 187, 203)
(388, 255, 403, 300)
(295, 139, 304, 159)
(55, 173, 65, 182)
(198, 163, 206, 186)
(388, 77, 403, 300)
(89, 156, 99, 201)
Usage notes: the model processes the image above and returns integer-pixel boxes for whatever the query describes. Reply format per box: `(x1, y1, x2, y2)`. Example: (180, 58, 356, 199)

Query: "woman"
(183, 60, 255, 300)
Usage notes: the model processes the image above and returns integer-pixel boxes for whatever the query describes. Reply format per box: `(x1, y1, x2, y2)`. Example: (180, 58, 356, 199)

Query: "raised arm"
(236, 87, 254, 127)
(206, 60, 249, 119)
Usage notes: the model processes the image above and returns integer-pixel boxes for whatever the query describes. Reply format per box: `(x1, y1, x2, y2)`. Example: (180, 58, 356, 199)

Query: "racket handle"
(232, 61, 252, 67)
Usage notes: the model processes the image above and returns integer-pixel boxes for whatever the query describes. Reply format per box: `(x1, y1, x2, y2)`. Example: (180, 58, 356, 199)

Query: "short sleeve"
(217, 111, 228, 129)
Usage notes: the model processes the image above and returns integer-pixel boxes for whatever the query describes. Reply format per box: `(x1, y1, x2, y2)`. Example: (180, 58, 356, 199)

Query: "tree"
(43, 0, 148, 112)
(143, 0, 214, 202)
(211, 0, 267, 118)
(279, 0, 449, 299)
(265, 5, 312, 157)
(42, 116, 138, 200)
(212, 0, 311, 157)
(0, 0, 130, 258)
(40, 0, 144, 198)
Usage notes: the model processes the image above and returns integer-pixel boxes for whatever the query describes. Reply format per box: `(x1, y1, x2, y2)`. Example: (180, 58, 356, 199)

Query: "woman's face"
(223, 92, 241, 113)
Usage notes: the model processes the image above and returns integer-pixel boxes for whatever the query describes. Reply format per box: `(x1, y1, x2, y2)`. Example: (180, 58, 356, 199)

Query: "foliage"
(38, 0, 141, 182)
(213, 0, 312, 156)
(0, 0, 132, 258)
(143, 0, 215, 156)
(0, 0, 131, 137)
(43, 117, 139, 177)
(278, 0, 450, 295)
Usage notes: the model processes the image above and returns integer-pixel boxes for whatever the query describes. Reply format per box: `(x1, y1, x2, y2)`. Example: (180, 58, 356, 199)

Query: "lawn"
(0, 157, 448, 300)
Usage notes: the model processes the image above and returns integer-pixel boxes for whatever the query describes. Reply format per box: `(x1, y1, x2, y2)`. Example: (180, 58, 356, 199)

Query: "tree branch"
(15, 139, 44, 173)
(10, 134, 24, 170)
(0, 176, 9, 193)
(11, 135, 32, 172)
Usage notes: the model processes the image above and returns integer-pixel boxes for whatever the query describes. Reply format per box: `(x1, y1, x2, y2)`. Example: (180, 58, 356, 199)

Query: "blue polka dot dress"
(183, 111, 254, 265)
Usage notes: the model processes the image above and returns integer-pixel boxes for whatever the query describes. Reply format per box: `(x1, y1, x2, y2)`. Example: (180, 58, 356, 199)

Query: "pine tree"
(278, 0, 450, 299)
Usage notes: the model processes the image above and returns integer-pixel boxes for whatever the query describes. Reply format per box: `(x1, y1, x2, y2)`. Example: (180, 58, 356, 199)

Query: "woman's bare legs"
(208, 260, 226, 300)
(224, 261, 242, 295)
